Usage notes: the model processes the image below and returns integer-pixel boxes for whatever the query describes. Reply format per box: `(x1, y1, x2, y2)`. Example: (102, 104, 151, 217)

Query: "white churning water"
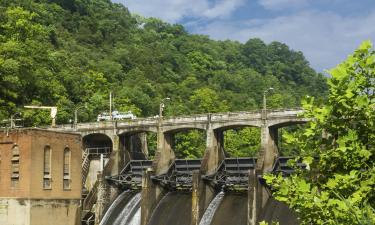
(127, 206, 141, 225)
(100, 190, 130, 225)
(198, 191, 225, 225)
(99, 191, 141, 225)
(116, 192, 141, 225)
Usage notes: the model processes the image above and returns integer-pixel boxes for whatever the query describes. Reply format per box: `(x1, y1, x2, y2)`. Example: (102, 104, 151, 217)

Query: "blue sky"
(112, 0, 375, 73)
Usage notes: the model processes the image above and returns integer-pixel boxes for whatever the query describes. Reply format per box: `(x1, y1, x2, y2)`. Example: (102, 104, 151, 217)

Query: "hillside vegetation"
(0, 0, 327, 124)
(0, 0, 327, 158)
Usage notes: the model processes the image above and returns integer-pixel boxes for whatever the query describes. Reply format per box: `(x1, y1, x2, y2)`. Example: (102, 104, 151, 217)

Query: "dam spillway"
(210, 193, 248, 225)
(147, 192, 192, 225)
(199, 191, 225, 225)
(94, 157, 302, 225)
(100, 192, 141, 225)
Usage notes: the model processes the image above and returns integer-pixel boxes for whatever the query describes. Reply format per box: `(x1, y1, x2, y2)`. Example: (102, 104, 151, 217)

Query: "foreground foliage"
(265, 41, 375, 224)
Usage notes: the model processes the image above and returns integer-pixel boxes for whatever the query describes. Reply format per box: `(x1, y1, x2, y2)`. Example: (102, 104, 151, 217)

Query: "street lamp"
(74, 104, 87, 129)
(159, 97, 171, 119)
(263, 87, 274, 120)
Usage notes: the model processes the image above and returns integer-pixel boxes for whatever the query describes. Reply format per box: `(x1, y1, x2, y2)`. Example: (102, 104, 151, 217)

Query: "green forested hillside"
(0, 0, 327, 157)
(0, 0, 327, 123)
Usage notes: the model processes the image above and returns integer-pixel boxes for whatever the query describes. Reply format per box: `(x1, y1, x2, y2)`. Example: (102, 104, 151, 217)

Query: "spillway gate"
(152, 159, 202, 190)
(106, 160, 152, 189)
(203, 157, 257, 191)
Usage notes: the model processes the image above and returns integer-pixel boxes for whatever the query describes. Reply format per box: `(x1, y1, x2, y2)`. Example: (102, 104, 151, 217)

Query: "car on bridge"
(97, 111, 137, 121)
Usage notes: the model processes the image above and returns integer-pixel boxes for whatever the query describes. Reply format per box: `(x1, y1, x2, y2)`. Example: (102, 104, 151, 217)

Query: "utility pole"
(109, 92, 113, 120)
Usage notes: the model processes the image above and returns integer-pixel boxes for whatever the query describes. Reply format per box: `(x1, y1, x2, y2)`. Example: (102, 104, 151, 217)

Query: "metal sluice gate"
(152, 159, 202, 190)
(203, 157, 257, 191)
(106, 157, 305, 190)
(106, 160, 153, 189)
(271, 156, 306, 176)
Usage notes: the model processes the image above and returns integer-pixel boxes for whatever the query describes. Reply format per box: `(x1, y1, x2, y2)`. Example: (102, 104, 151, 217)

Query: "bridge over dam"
(51, 108, 307, 225)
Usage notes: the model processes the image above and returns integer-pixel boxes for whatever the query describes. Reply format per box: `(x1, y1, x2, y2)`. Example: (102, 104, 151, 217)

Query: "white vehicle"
(97, 111, 136, 121)
(112, 111, 137, 120)
(97, 112, 111, 121)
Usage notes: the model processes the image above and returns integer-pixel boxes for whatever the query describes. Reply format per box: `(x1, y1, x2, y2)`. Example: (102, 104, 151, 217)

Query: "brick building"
(0, 129, 82, 225)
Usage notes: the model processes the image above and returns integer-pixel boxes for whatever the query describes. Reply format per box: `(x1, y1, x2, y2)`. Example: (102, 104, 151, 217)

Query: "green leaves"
(266, 41, 375, 225)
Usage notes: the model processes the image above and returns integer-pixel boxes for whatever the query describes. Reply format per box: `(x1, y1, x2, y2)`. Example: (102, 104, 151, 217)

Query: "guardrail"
(52, 108, 304, 130)
(85, 147, 112, 156)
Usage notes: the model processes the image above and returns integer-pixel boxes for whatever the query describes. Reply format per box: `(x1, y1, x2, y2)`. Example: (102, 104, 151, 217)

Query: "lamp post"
(159, 97, 170, 120)
(262, 87, 274, 120)
(74, 104, 87, 129)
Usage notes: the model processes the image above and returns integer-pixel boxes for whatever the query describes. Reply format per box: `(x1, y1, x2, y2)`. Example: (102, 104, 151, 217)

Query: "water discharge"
(100, 191, 141, 225)
(127, 206, 141, 225)
(199, 191, 225, 225)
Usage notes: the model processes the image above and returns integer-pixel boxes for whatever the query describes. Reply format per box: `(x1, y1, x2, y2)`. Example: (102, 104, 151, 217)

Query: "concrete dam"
(52, 109, 306, 225)
(97, 157, 299, 225)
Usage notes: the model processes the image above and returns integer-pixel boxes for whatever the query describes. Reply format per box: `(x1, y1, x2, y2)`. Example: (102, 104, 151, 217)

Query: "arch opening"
(171, 129, 206, 159)
(83, 133, 113, 158)
(220, 126, 261, 158)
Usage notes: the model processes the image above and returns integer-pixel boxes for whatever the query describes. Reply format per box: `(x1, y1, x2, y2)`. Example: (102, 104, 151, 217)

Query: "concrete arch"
(82, 132, 114, 150)
(211, 121, 262, 131)
(268, 118, 308, 128)
(81, 130, 116, 144)
(117, 127, 158, 136)
(162, 125, 207, 134)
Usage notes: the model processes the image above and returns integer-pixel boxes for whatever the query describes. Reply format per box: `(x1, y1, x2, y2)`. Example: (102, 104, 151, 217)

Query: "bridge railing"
(52, 108, 304, 130)
(85, 146, 112, 156)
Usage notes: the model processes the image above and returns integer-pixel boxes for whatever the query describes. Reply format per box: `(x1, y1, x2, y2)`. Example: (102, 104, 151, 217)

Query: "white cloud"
(191, 10, 375, 72)
(258, 0, 309, 10)
(112, 0, 246, 23)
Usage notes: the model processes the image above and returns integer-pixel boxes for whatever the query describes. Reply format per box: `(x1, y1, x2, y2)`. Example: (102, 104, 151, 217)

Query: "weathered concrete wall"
(0, 198, 30, 225)
(141, 170, 165, 225)
(153, 131, 175, 175)
(0, 198, 80, 225)
(86, 159, 109, 190)
(30, 199, 80, 225)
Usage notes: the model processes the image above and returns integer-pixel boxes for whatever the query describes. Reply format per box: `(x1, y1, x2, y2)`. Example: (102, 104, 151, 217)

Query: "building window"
(63, 147, 71, 190)
(11, 145, 20, 188)
(43, 146, 52, 189)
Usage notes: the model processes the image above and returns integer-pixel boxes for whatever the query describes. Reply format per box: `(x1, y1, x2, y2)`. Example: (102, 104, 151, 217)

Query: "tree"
(265, 41, 375, 224)
(189, 87, 229, 113)
(224, 127, 260, 157)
